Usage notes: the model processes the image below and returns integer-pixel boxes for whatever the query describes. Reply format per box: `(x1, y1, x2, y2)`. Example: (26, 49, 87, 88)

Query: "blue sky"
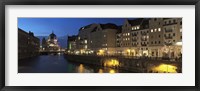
(18, 18, 134, 37)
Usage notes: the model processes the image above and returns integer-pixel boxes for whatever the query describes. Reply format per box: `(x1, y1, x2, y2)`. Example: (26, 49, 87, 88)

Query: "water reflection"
(18, 54, 131, 73)
(98, 69, 103, 73)
(76, 64, 94, 73)
(150, 64, 177, 73)
(74, 63, 121, 73)
(109, 69, 115, 74)
(104, 59, 119, 67)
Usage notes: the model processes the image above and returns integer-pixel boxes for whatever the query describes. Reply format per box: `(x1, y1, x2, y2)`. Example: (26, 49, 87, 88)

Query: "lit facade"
(67, 18, 182, 60)
(67, 35, 77, 52)
(46, 31, 60, 51)
(90, 23, 119, 55)
(162, 18, 182, 58)
(115, 19, 150, 56)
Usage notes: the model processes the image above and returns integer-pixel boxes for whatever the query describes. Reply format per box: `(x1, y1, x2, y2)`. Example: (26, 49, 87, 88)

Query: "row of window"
(102, 44, 107, 46)
(150, 35, 161, 38)
(123, 33, 130, 36)
(117, 41, 151, 47)
(151, 28, 161, 32)
(132, 26, 140, 30)
(121, 36, 149, 41)
(123, 38, 130, 41)
(153, 18, 182, 25)
(150, 41, 161, 44)
(164, 19, 177, 25)
(121, 27, 181, 37)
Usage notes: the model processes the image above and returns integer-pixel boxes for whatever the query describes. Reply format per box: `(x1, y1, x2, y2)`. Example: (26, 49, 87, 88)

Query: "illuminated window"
(154, 28, 157, 32)
(132, 27, 134, 30)
(69, 43, 71, 49)
(128, 33, 130, 36)
(158, 28, 161, 31)
(151, 29, 153, 32)
(78, 37, 80, 40)
(84, 40, 87, 43)
(135, 27, 137, 30)
(137, 26, 140, 29)
(126, 38, 127, 40)
(104, 35, 106, 37)
(180, 28, 182, 32)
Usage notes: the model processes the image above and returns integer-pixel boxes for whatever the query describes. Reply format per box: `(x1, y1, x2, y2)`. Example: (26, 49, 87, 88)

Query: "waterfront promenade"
(64, 54, 182, 73)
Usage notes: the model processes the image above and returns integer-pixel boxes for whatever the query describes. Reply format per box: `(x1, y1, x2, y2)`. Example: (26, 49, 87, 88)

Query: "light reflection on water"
(18, 54, 130, 73)
(150, 64, 178, 73)
(75, 63, 119, 73)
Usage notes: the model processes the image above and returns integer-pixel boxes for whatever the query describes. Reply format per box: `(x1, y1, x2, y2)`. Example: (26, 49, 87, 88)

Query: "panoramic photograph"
(18, 18, 182, 73)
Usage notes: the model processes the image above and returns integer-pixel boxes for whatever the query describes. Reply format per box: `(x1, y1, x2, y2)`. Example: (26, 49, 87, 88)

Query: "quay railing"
(65, 53, 182, 62)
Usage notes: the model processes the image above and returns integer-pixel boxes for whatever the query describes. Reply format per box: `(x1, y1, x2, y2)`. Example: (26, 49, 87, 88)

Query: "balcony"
(163, 22, 178, 26)
(165, 29, 173, 32)
(165, 36, 173, 39)
(165, 42, 173, 46)
(132, 33, 137, 36)
(132, 39, 137, 42)
(116, 36, 121, 38)
(141, 32, 147, 36)
(141, 43, 147, 46)
(141, 38, 147, 41)
(116, 41, 121, 43)
(132, 43, 137, 47)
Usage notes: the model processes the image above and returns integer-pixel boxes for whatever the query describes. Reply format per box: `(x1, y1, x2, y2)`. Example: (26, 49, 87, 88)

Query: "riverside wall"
(64, 54, 182, 73)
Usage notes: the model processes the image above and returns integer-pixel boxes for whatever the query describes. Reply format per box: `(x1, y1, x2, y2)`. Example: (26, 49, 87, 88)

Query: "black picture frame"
(0, 0, 199, 91)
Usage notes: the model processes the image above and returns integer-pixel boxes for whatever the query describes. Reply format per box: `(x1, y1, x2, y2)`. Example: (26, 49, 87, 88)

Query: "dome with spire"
(46, 31, 60, 51)
(49, 31, 57, 39)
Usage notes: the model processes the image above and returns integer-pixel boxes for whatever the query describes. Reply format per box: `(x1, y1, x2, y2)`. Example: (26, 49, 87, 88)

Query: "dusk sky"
(18, 18, 135, 37)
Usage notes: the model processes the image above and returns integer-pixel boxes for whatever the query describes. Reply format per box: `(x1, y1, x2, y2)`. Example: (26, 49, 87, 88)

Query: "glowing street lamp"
(127, 49, 131, 56)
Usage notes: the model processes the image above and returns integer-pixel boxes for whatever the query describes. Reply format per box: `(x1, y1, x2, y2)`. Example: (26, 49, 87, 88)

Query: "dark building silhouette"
(18, 28, 40, 60)
(67, 35, 77, 51)
(42, 37, 47, 50)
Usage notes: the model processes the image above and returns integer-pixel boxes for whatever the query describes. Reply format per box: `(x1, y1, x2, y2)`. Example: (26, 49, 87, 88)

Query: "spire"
(52, 30, 54, 34)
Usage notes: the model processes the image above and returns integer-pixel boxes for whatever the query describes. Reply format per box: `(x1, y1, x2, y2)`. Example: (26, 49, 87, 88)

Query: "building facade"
(67, 35, 77, 52)
(67, 18, 182, 59)
(76, 23, 98, 53)
(41, 37, 47, 50)
(162, 18, 182, 58)
(115, 18, 150, 56)
(18, 28, 40, 60)
(90, 23, 119, 55)
(46, 32, 60, 51)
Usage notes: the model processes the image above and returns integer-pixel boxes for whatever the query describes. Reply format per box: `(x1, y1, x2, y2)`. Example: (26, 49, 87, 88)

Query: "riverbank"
(64, 54, 182, 73)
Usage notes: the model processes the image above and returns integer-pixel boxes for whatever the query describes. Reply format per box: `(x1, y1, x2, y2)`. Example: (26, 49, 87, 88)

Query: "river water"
(18, 54, 132, 73)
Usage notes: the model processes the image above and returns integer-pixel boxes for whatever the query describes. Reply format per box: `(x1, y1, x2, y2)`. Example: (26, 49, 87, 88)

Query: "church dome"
(49, 32, 56, 39)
